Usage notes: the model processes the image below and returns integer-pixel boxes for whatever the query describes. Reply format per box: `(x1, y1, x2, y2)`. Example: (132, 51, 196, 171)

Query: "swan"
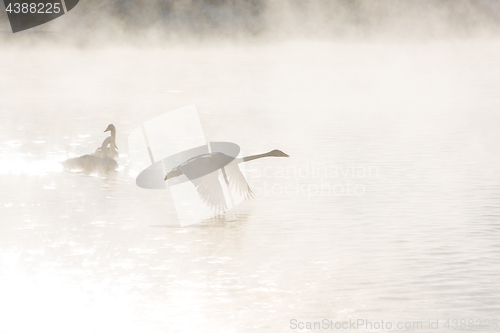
(62, 137, 119, 173)
(94, 124, 118, 160)
(164, 149, 289, 213)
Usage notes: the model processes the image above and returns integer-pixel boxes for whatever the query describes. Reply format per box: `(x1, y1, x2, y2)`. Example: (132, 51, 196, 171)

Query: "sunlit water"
(1, 41, 499, 332)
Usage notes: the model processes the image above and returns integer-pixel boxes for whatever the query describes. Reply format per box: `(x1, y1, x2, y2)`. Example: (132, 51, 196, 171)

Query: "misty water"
(1, 41, 499, 332)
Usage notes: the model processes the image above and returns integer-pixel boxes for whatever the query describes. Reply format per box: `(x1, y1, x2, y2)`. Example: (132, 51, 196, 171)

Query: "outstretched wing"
(190, 171, 228, 214)
(223, 161, 254, 200)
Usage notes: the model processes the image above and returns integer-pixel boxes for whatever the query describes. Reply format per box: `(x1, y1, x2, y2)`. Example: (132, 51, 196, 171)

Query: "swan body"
(164, 149, 289, 213)
(63, 137, 118, 173)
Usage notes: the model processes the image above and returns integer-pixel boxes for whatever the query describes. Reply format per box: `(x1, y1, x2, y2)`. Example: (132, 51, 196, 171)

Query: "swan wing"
(223, 161, 254, 200)
(94, 147, 118, 160)
(103, 147, 119, 160)
(191, 171, 228, 214)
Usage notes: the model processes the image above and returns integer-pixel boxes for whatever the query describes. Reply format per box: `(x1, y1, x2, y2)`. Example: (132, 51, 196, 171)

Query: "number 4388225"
(443, 319, 498, 330)
(5, 2, 61, 14)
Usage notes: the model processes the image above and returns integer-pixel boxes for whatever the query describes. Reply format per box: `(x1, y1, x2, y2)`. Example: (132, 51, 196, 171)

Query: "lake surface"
(0, 41, 499, 332)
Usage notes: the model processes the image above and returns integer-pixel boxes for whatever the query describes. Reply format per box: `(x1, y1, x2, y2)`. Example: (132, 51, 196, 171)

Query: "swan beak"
(164, 175, 168, 181)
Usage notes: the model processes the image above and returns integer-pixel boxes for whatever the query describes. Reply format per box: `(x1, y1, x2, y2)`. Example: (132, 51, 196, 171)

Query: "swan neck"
(101, 138, 110, 150)
(99, 137, 114, 158)
(242, 151, 274, 162)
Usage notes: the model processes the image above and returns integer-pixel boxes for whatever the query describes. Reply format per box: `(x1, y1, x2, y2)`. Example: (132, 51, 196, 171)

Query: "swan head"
(104, 124, 116, 133)
(270, 149, 289, 157)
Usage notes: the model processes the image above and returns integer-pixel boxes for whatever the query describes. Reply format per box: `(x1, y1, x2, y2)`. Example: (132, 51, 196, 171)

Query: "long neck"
(110, 128, 116, 139)
(101, 137, 112, 149)
(242, 151, 275, 162)
(100, 137, 113, 158)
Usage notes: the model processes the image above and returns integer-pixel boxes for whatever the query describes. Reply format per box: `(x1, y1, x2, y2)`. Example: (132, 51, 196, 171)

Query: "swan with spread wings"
(164, 149, 289, 213)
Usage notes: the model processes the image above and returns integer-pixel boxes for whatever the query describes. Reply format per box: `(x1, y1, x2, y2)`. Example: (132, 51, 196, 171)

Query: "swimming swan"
(94, 124, 118, 160)
(164, 149, 289, 213)
(63, 137, 118, 173)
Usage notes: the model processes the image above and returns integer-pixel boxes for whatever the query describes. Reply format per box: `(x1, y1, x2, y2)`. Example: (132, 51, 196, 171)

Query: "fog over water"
(1, 1, 500, 333)
(2, 0, 500, 42)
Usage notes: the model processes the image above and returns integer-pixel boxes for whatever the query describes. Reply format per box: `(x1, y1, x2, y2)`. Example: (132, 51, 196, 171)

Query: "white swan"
(62, 137, 118, 173)
(164, 149, 289, 213)
(94, 124, 118, 160)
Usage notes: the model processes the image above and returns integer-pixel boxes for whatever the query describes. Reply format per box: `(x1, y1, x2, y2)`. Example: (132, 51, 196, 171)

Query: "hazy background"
(1, 1, 500, 333)
(2, 0, 500, 43)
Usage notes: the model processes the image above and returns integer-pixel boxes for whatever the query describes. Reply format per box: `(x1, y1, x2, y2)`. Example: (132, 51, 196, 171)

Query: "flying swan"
(164, 149, 289, 213)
